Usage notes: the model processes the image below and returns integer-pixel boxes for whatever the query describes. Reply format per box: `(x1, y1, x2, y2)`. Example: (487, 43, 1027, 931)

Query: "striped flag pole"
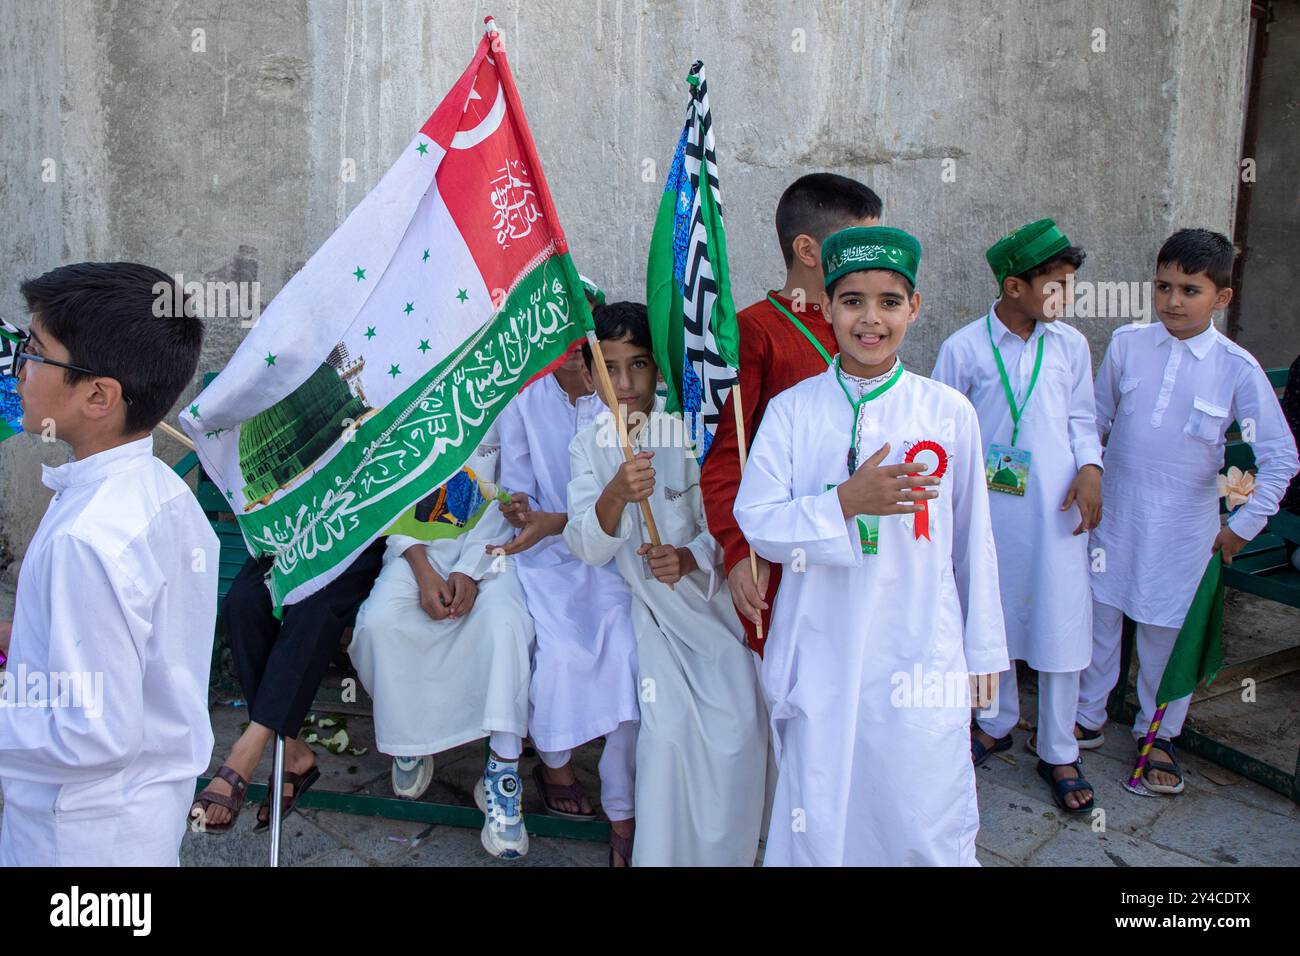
(1126, 702, 1168, 793)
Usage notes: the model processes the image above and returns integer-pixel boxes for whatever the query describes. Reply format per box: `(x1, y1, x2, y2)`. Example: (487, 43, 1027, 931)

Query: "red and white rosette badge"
(903, 440, 949, 540)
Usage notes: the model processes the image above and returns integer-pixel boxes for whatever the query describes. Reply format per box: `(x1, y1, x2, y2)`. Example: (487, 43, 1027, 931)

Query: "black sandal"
(971, 730, 1013, 767)
(1037, 759, 1095, 814)
(1140, 739, 1185, 795)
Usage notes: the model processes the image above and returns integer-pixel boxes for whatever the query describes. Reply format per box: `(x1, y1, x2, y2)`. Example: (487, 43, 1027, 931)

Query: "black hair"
(775, 173, 883, 268)
(581, 300, 653, 369)
(826, 269, 914, 301)
(20, 261, 204, 434)
(1157, 228, 1235, 289)
(1011, 245, 1087, 286)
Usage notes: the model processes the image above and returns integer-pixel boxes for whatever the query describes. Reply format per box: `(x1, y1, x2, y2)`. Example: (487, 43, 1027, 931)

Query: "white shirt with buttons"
(1089, 320, 1298, 627)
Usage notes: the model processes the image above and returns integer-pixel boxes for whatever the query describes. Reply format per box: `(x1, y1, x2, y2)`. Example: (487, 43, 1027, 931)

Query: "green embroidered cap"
(986, 218, 1071, 290)
(822, 226, 921, 289)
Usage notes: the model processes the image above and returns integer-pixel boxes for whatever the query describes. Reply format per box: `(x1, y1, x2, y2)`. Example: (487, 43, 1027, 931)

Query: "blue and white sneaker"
(473, 757, 529, 859)
(391, 755, 434, 800)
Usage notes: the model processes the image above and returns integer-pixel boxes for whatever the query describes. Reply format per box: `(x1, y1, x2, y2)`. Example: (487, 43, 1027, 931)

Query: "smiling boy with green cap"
(734, 226, 1009, 865)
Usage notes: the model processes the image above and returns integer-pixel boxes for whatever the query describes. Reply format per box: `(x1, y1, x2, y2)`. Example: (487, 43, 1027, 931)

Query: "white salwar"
(496, 377, 639, 754)
(0, 437, 218, 866)
(565, 402, 767, 867)
(1080, 322, 1298, 738)
(735, 366, 1009, 867)
(348, 432, 534, 757)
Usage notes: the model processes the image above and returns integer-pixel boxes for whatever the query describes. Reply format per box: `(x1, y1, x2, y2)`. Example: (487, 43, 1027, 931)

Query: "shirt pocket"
(1118, 377, 1141, 415)
(1184, 396, 1230, 444)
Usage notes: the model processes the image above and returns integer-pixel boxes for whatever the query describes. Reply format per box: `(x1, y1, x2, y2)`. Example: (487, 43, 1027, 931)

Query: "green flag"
(646, 61, 739, 460)
(1156, 552, 1226, 703)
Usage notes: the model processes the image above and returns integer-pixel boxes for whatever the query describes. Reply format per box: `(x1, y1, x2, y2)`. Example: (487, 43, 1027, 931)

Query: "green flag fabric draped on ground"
(646, 60, 739, 459)
(1156, 551, 1226, 703)
(180, 18, 593, 612)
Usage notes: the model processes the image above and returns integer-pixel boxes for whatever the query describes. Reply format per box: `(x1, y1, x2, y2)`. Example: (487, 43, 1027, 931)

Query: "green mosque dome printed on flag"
(238, 346, 370, 507)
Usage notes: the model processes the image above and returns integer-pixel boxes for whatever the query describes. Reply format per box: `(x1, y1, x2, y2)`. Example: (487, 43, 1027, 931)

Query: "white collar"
(41, 435, 154, 493)
(988, 301, 1059, 344)
(1157, 320, 1217, 360)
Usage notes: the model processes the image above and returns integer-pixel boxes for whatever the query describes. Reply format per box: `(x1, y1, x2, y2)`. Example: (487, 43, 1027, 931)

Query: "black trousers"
(222, 539, 387, 739)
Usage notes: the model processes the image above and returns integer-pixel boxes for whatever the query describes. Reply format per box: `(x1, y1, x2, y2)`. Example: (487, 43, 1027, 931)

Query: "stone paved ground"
(2, 578, 1297, 867)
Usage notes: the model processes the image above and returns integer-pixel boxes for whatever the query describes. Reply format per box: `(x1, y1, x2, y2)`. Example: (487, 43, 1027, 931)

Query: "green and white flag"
(181, 18, 593, 611)
(646, 60, 740, 460)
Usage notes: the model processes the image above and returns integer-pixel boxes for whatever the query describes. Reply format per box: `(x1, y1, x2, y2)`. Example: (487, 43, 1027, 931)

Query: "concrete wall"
(1235, 0, 1300, 370)
(0, 0, 1250, 574)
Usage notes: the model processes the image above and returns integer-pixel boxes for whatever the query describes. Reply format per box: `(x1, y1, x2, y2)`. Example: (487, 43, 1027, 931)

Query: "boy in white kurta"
(348, 426, 537, 858)
(736, 227, 1009, 866)
(932, 219, 1102, 813)
(1078, 229, 1299, 794)
(494, 346, 640, 833)
(565, 301, 766, 867)
(0, 262, 217, 866)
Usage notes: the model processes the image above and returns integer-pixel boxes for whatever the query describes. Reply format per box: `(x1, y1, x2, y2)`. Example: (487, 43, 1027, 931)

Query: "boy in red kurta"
(701, 173, 881, 653)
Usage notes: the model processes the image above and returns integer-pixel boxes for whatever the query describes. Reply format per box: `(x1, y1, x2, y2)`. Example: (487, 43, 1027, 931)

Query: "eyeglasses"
(7, 328, 134, 405)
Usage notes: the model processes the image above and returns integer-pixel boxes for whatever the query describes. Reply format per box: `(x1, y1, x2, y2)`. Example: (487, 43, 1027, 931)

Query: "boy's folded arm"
(1226, 365, 1300, 541)
(733, 399, 860, 568)
(949, 406, 1011, 675)
(563, 439, 627, 568)
(0, 537, 146, 783)
(385, 534, 424, 562)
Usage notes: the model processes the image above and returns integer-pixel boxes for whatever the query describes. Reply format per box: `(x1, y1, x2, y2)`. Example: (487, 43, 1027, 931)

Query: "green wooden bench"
(174, 373, 607, 849)
(1108, 366, 1300, 803)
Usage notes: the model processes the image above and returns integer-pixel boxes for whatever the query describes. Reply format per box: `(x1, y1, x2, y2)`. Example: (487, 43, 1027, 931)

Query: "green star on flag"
(353, 266, 367, 281)
(189, 404, 200, 417)
(416, 141, 429, 155)
(417, 339, 431, 353)
(365, 326, 377, 339)
(264, 353, 276, 367)
(388, 364, 401, 378)
(403, 302, 414, 315)
(422, 249, 430, 262)
(456, 289, 468, 302)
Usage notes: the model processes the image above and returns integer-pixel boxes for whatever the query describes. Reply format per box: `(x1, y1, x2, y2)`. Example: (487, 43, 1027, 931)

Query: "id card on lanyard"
(984, 313, 1043, 496)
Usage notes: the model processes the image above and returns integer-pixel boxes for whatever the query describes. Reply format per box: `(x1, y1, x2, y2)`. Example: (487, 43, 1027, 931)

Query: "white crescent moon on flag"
(452, 80, 505, 150)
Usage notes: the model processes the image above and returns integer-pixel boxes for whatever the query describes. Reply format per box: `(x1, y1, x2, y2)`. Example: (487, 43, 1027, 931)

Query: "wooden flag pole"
(586, 331, 663, 546)
(729, 386, 765, 645)
(157, 419, 196, 451)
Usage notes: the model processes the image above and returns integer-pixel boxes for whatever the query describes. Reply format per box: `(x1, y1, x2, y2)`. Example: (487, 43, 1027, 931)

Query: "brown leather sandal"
(532, 763, 596, 820)
(188, 765, 250, 834)
(254, 764, 321, 832)
(609, 825, 634, 868)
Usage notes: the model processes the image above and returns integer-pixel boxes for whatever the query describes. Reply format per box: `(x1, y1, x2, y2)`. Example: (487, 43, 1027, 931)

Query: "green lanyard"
(767, 294, 834, 367)
(833, 357, 904, 474)
(986, 314, 1044, 447)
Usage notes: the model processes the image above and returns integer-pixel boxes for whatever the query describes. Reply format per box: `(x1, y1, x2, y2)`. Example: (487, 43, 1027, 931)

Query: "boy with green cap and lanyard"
(932, 219, 1102, 813)
(735, 226, 1008, 865)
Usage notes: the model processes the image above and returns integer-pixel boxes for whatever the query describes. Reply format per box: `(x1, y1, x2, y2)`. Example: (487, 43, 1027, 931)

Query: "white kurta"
(1090, 322, 1299, 627)
(566, 403, 767, 867)
(0, 437, 218, 866)
(348, 432, 534, 756)
(735, 366, 1009, 867)
(932, 306, 1101, 671)
(497, 378, 639, 753)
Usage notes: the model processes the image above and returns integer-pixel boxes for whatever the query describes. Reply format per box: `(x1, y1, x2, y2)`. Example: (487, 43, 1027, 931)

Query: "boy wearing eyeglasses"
(0, 261, 218, 866)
